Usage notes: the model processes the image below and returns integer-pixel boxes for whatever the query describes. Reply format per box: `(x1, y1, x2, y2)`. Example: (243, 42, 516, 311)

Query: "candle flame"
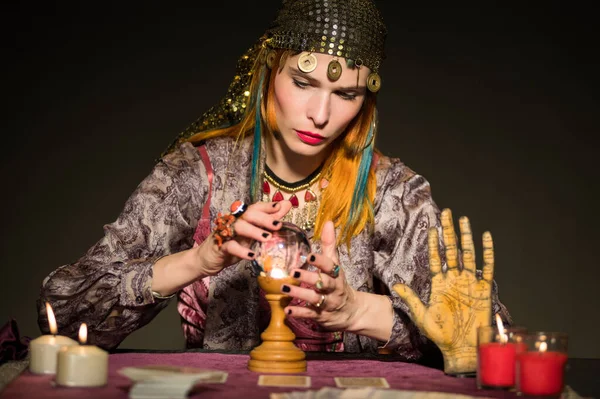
(495, 314, 508, 343)
(78, 323, 88, 345)
(270, 268, 286, 279)
(539, 341, 547, 352)
(45, 302, 58, 335)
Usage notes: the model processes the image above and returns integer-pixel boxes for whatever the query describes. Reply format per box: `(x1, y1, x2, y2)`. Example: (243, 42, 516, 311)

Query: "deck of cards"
(118, 365, 228, 399)
(263, 376, 394, 398)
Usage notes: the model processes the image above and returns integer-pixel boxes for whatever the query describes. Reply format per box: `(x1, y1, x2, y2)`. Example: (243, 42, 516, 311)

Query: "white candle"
(55, 323, 108, 387)
(29, 302, 77, 374)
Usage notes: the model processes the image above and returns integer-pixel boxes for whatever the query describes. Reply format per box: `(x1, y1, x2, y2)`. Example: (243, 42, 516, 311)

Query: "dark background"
(2, 2, 597, 359)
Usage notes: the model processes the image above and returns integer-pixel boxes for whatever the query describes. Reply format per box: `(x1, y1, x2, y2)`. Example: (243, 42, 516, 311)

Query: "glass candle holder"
(516, 332, 568, 397)
(477, 325, 527, 390)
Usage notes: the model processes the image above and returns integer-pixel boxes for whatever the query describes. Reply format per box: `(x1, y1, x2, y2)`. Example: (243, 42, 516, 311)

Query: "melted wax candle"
(55, 323, 109, 387)
(29, 302, 77, 374)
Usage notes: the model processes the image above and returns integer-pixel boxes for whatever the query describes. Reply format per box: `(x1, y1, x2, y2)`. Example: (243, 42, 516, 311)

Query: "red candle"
(518, 351, 568, 396)
(478, 342, 526, 387)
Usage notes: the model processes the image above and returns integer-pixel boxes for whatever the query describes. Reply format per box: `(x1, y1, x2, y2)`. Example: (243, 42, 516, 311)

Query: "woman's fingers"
(219, 239, 256, 260)
(242, 200, 290, 215)
(320, 221, 339, 263)
(284, 305, 320, 318)
(232, 218, 272, 242)
(291, 269, 335, 292)
(240, 200, 292, 231)
(271, 200, 293, 220)
(281, 284, 329, 309)
(307, 253, 342, 278)
(223, 200, 292, 246)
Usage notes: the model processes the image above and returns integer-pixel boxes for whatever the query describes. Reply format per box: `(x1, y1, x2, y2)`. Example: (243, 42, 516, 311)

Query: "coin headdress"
(161, 0, 387, 158)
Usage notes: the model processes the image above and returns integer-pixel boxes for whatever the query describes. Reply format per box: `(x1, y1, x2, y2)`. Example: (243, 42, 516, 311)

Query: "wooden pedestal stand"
(248, 275, 307, 373)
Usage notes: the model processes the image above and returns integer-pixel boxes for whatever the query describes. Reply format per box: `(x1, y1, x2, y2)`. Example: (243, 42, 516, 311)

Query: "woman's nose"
(306, 92, 330, 128)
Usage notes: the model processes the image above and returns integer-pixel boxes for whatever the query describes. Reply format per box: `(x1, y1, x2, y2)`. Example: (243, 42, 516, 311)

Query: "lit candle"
(259, 255, 289, 278)
(55, 323, 109, 387)
(270, 268, 286, 279)
(477, 315, 527, 389)
(517, 339, 568, 396)
(29, 302, 77, 374)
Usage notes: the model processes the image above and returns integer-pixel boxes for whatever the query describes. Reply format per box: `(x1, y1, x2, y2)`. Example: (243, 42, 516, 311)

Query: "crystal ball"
(251, 221, 311, 278)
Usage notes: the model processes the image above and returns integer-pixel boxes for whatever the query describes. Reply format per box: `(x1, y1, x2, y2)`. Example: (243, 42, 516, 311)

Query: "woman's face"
(272, 52, 370, 158)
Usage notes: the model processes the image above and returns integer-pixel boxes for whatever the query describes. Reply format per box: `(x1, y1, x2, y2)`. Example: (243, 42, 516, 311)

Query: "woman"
(38, 0, 510, 374)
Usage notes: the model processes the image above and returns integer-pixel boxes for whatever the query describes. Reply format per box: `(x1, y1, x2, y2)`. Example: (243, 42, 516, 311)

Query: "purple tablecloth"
(1, 352, 520, 398)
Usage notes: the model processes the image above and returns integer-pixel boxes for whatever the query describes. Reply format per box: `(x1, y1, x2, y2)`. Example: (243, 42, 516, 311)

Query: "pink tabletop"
(1, 352, 520, 399)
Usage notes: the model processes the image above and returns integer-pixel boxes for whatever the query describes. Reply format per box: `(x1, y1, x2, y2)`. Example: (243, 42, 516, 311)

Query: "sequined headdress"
(266, 0, 386, 74)
(162, 0, 387, 157)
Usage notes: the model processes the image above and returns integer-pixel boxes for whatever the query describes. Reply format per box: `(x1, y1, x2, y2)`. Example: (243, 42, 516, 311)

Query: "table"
(0, 351, 597, 398)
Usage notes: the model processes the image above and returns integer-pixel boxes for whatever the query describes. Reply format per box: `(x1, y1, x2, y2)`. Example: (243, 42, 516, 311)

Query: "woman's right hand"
(196, 200, 293, 276)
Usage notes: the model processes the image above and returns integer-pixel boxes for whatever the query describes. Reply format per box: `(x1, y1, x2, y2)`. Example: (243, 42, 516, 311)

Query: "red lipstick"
(295, 130, 325, 145)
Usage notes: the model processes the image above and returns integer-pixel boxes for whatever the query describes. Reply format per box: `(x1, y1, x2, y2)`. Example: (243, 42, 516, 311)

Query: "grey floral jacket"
(37, 136, 511, 360)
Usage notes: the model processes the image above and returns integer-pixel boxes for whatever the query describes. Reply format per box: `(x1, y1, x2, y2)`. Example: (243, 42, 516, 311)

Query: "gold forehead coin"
(298, 52, 318, 73)
(327, 59, 342, 81)
(367, 72, 382, 92)
(266, 50, 277, 68)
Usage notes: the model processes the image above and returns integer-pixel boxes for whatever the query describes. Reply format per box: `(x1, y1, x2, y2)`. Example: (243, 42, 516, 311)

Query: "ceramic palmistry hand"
(393, 209, 494, 376)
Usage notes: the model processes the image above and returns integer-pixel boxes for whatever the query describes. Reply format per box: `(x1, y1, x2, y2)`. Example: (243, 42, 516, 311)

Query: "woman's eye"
(337, 92, 357, 101)
(292, 79, 309, 89)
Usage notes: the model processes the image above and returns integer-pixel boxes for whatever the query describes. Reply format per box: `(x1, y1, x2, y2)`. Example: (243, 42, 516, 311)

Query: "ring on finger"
(330, 264, 341, 278)
(315, 271, 324, 291)
(313, 294, 327, 309)
(230, 200, 248, 218)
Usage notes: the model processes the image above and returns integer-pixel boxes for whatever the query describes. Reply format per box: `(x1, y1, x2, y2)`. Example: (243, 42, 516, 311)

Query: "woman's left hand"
(281, 221, 358, 331)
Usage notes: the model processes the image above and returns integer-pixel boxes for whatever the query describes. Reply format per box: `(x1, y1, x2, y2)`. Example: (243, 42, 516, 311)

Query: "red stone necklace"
(262, 165, 322, 208)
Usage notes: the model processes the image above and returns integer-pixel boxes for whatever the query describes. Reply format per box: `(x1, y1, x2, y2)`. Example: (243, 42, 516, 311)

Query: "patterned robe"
(37, 136, 511, 360)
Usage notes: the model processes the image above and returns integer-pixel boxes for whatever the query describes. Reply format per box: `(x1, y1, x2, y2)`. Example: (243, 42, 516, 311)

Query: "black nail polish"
(262, 232, 269, 238)
(309, 255, 316, 262)
(282, 285, 291, 293)
(293, 271, 301, 278)
(248, 252, 255, 257)
(273, 220, 280, 226)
